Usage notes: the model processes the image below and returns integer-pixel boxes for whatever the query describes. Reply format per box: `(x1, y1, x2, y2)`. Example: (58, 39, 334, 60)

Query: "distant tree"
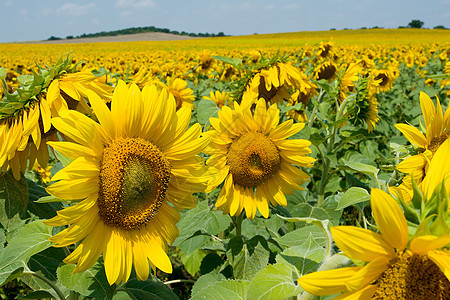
(329, 28, 336, 31)
(434, 25, 446, 29)
(360, 27, 367, 30)
(66, 35, 74, 39)
(217, 32, 225, 37)
(408, 19, 424, 28)
(47, 36, 62, 40)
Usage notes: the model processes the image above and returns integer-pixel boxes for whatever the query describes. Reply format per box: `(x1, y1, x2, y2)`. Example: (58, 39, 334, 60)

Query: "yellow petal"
(346, 256, 389, 292)
(410, 234, 450, 254)
(394, 123, 427, 148)
(370, 188, 408, 251)
(331, 226, 395, 262)
(334, 284, 378, 300)
(427, 250, 450, 281)
(422, 138, 450, 199)
(420, 91, 436, 135)
(298, 267, 362, 296)
(87, 90, 115, 140)
(396, 154, 426, 174)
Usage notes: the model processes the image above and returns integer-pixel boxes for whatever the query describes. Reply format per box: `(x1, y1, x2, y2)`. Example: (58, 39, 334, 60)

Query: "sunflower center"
(317, 64, 337, 81)
(429, 132, 450, 154)
(375, 72, 389, 86)
(258, 76, 279, 102)
(372, 250, 450, 299)
(170, 91, 183, 110)
(97, 137, 171, 230)
(227, 132, 280, 187)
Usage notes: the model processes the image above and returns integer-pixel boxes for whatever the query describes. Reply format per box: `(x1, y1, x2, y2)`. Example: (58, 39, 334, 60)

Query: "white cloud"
(91, 18, 100, 25)
(19, 9, 27, 15)
(115, 0, 156, 9)
(55, 3, 96, 16)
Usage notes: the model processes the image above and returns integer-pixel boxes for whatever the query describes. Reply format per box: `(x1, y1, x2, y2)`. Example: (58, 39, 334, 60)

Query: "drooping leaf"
(336, 187, 370, 210)
(180, 248, 207, 276)
(123, 278, 179, 300)
(0, 171, 28, 228)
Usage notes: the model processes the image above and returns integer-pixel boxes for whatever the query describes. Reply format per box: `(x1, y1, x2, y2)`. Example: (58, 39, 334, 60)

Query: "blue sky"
(2, 0, 450, 43)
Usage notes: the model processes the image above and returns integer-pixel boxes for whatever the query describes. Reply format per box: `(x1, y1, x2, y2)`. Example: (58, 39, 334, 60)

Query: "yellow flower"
(205, 99, 314, 219)
(247, 63, 313, 105)
(314, 61, 338, 82)
(34, 163, 52, 184)
(371, 68, 397, 93)
(298, 188, 450, 299)
(159, 77, 195, 111)
(394, 92, 450, 202)
(44, 81, 208, 285)
(0, 69, 112, 180)
(203, 90, 231, 109)
(337, 62, 363, 103)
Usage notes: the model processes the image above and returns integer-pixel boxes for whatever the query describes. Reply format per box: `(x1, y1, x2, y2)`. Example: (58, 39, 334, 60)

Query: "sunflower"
(44, 81, 208, 285)
(347, 75, 380, 132)
(203, 90, 231, 109)
(394, 92, 450, 202)
(158, 77, 195, 111)
(314, 61, 338, 82)
(298, 188, 450, 299)
(0, 55, 113, 180)
(371, 68, 397, 93)
(286, 83, 318, 122)
(205, 99, 314, 219)
(247, 63, 313, 105)
(337, 62, 363, 103)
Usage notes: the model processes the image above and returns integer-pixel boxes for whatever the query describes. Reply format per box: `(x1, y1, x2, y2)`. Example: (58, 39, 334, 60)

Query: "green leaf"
(173, 201, 231, 254)
(212, 55, 242, 69)
(0, 68, 6, 80)
(336, 187, 371, 210)
(0, 171, 28, 228)
(123, 278, 178, 300)
(0, 220, 52, 285)
(247, 263, 303, 300)
(290, 203, 341, 226)
(57, 261, 116, 300)
(191, 279, 250, 300)
(276, 235, 325, 274)
(19, 290, 55, 299)
(228, 243, 269, 280)
(197, 99, 220, 125)
(341, 159, 379, 179)
(200, 253, 224, 274)
(191, 272, 226, 297)
(274, 225, 327, 248)
(26, 179, 62, 219)
(180, 248, 207, 276)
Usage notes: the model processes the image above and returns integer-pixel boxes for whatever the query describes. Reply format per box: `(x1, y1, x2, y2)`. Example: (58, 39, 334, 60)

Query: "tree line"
(47, 26, 226, 41)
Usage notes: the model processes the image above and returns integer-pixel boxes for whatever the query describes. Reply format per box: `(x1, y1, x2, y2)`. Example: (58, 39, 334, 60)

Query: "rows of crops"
(0, 29, 450, 299)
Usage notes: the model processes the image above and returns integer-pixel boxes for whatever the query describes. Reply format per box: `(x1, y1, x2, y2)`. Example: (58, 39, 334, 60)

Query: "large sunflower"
(44, 81, 208, 285)
(205, 99, 314, 219)
(298, 188, 450, 299)
(0, 55, 113, 180)
(394, 91, 450, 201)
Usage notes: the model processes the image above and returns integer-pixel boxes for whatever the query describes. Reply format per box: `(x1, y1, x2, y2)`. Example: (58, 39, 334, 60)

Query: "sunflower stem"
(164, 279, 196, 285)
(307, 89, 325, 128)
(235, 212, 244, 237)
(22, 271, 66, 300)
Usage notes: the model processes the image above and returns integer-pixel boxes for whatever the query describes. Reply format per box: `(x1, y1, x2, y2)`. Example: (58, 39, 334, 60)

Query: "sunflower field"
(1, 28, 450, 299)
